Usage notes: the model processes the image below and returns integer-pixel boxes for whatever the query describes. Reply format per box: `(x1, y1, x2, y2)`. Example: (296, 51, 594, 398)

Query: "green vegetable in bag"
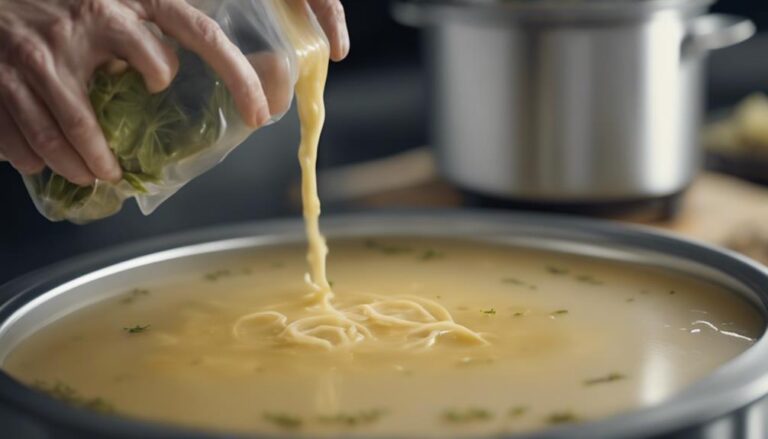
(25, 61, 238, 223)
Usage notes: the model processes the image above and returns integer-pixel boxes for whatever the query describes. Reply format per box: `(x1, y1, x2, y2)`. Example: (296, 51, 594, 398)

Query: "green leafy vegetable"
(481, 308, 496, 315)
(27, 60, 238, 222)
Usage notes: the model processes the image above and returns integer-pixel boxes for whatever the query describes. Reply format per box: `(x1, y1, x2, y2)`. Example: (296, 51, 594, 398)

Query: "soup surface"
(3, 238, 762, 437)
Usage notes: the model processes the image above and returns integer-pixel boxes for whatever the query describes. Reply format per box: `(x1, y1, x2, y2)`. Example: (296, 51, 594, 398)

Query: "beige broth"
(3, 238, 762, 436)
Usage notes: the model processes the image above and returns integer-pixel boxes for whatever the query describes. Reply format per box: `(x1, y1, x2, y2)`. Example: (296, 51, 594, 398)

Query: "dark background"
(1, 0, 768, 282)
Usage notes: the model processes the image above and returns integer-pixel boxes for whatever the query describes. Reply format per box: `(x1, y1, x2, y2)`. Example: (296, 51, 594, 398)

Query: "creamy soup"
(3, 238, 762, 436)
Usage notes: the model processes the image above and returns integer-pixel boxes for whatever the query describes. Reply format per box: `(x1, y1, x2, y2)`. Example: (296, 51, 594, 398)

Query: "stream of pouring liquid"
(275, 0, 332, 296)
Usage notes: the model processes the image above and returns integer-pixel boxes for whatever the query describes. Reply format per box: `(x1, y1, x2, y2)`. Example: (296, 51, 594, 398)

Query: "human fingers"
(306, 0, 349, 61)
(0, 65, 94, 186)
(0, 103, 44, 175)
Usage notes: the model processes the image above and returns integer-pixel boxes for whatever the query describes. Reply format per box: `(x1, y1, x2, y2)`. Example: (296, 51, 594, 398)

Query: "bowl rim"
(0, 209, 767, 439)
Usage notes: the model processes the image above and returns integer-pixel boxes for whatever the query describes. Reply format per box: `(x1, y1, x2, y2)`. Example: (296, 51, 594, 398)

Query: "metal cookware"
(393, 0, 755, 204)
(0, 211, 767, 438)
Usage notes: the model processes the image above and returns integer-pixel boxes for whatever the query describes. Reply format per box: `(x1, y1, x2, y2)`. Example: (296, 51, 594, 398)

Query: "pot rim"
(0, 209, 767, 439)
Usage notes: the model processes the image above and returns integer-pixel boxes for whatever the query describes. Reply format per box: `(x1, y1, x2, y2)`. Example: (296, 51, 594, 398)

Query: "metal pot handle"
(683, 14, 755, 57)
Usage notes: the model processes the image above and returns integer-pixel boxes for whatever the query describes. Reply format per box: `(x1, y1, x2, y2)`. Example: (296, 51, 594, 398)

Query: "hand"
(0, 0, 349, 186)
(307, 0, 350, 62)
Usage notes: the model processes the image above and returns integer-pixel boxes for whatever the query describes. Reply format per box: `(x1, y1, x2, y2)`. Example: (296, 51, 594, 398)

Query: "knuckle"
(193, 14, 224, 47)
(31, 129, 66, 155)
(0, 64, 19, 94)
(103, 12, 133, 36)
(65, 112, 96, 141)
(46, 17, 74, 43)
(10, 37, 50, 76)
(75, 0, 111, 20)
(13, 157, 44, 175)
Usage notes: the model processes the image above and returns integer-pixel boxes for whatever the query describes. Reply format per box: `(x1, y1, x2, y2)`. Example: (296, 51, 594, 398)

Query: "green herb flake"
(575, 274, 603, 285)
(546, 411, 580, 425)
(513, 312, 525, 318)
(442, 408, 493, 423)
(316, 409, 388, 426)
(550, 309, 569, 317)
(32, 380, 114, 413)
(509, 406, 529, 418)
(546, 266, 569, 275)
(481, 308, 497, 315)
(420, 249, 445, 261)
(119, 288, 150, 304)
(583, 372, 626, 386)
(123, 324, 150, 334)
(363, 239, 412, 255)
(204, 269, 232, 282)
(263, 412, 302, 429)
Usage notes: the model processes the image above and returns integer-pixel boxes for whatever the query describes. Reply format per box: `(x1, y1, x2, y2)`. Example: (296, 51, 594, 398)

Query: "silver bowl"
(0, 211, 767, 439)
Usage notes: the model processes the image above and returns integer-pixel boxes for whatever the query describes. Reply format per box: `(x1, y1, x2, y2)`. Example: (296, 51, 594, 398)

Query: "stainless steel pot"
(0, 211, 767, 438)
(393, 0, 755, 203)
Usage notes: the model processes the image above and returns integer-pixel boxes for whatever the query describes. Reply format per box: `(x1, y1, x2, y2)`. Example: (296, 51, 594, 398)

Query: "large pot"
(0, 211, 767, 438)
(393, 0, 755, 204)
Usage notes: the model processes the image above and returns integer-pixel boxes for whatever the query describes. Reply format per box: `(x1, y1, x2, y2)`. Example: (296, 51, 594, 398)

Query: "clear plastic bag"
(24, 0, 304, 224)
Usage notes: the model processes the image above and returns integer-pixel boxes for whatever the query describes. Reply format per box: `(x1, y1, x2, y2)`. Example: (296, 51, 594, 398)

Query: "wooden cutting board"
(316, 148, 768, 265)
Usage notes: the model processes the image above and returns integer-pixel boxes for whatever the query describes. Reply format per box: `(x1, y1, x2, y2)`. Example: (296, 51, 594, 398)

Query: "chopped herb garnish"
(329, 280, 335, 287)
(420, 249, 445, 261)
(32, 380, 114, 413)
(546, 266, 569, 275)
(263, 412, 302, 429)
(575, 274, 603, 285)
(509, 406, 529, 418)
(550, 309, 569, 317)
(442, 408, 493, 423)
(513, 312, 525, 317)
(546, 411, 580, 425)
(583, 372, 626, 386)
(123, 324, 150, 334)
(502, 277, 525, 285)
(316, 409, 388, 426)
(204, 269, 232, 281)
(119, 288, 150, 304)
(481, 308, 497, 315)
(364, 239, 412, 255)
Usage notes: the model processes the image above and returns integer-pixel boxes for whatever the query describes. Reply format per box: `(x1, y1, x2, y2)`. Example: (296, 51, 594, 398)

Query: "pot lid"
(393, 0, 715, 24)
